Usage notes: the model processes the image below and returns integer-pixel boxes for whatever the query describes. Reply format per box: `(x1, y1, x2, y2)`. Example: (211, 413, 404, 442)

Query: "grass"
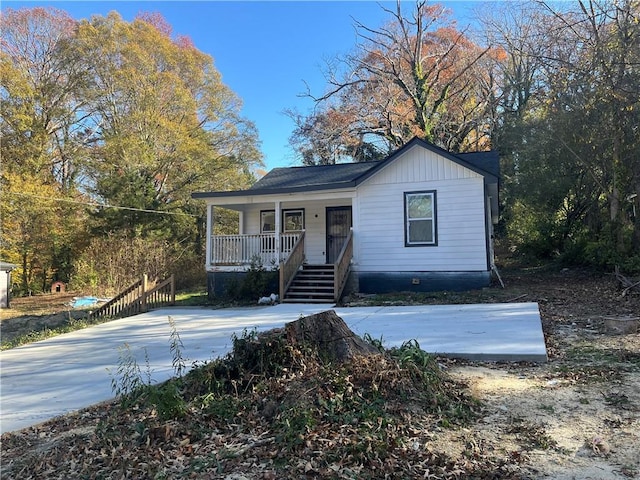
(341, 285, 526, 307)
(1, 312, 96, 350)
(1, 290, 217, 350)
(173, 291, 210, 306)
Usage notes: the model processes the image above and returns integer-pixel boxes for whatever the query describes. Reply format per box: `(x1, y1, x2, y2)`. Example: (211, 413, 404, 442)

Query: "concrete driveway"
(0, 302, 545, 434)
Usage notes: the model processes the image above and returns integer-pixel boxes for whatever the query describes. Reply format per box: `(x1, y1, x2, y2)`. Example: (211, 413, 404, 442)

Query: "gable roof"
(457, 151, 500, 179)
(192, 137, 499, 199)
(249, 161, 378, 192)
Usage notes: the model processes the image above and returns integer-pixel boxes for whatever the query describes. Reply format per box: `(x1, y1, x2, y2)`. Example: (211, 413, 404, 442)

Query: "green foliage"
(224, 255, 279, 301)
(2, 7, 261, 297)
(109, 317, 188, 420)
(168, 316, 186, 378)
(109, 343, 150, 408)
(493, 1, 640, 270)
(70, 233, 204, 295)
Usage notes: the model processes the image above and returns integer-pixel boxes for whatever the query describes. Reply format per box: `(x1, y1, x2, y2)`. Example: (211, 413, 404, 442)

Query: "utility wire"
(4, 191, 197, 217)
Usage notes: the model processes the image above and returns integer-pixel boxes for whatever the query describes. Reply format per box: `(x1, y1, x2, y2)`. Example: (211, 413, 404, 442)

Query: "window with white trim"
(260, 209, 305, 233)
(260, 210, 275, 233)
(404, 191, 437, 246)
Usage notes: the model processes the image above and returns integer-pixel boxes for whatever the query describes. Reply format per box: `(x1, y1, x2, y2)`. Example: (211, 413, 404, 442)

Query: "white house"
(0, 262, 17, 308)
(192, 137, 499, 303)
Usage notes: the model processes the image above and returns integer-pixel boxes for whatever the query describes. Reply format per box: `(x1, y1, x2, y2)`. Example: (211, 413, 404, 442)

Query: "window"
(404, 191, 437, 246)
(261, 210, 275, 233)
(260, 209, 305, 233)
(283, 209, 304, 232)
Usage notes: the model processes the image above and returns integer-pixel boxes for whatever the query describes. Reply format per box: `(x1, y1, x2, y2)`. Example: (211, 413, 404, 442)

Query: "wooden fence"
(88, 274, 175, 321)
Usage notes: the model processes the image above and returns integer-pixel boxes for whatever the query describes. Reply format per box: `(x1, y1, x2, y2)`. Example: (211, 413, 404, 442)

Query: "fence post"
(141, 274, 148, 312)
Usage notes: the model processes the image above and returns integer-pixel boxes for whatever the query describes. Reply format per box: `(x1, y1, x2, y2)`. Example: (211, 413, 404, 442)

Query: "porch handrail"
(144, 275, 176, 311)
(279, 231, 305, 299)
(211, 233, 300, 266)
(333, 230, 353, 302)
(88, 274, 175, 321)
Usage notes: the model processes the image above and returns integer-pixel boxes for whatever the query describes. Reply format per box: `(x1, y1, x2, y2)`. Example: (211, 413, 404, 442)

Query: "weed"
(507, 417, 559, 450)
(225, 255, 278, 301)
(108, 317, 190, 419)
(539, 404, 555, 413)
(109, 343, 150, 408)
(362, 332, 385, 352)
(168, 316, 185, 378)
(276, 405, 317, 448)
(201, 394, 248, 422)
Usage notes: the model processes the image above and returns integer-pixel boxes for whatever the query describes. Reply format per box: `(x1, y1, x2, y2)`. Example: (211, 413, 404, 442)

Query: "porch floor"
(0, 302, 545, 434)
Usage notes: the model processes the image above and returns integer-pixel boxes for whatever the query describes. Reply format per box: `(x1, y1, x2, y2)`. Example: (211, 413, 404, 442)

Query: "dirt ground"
(0, 292, 90, 344)
(1, 267, 639, 479)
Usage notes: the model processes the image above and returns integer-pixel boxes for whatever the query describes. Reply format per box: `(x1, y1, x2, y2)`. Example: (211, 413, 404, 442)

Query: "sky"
(3, 1, 480, 171)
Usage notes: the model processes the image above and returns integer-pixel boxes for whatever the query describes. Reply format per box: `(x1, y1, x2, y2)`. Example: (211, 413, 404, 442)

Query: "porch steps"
(283, 264, 335, 304)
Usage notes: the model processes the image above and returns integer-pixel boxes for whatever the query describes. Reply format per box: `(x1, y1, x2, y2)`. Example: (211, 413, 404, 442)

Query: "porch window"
(261, 209, 305, 233)
(283, 209, 304, 232)
(404, 191, 437, 246)
(261, 210, 276, 233)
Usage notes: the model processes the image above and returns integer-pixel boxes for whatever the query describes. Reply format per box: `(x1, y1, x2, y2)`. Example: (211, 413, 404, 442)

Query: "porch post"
(274, 200, 281, 263)
(206, 204, 214, 268)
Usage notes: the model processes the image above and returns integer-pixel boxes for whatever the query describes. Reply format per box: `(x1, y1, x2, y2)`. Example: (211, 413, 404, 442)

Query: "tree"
(487, 0, 639, 268)
(0, 7, 90, 190)
(290, 0, 497, 165)
(70, 12, 261, 237)
(1, 8, 91, 291)
(1, 8, 263, 293)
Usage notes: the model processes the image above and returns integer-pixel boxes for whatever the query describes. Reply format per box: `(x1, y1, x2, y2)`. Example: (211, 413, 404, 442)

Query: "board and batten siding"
(354, 145, 488, 273)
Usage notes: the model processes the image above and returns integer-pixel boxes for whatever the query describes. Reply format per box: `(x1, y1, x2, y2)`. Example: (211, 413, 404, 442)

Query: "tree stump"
(285, 310, 381, 363)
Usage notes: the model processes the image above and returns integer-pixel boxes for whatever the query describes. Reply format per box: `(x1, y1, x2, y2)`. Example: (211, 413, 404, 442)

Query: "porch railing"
(211, 233, 301, 266)
(279, 231, 306, 299)
(88, 274, 175, 321)
(333, 230, 353, 302)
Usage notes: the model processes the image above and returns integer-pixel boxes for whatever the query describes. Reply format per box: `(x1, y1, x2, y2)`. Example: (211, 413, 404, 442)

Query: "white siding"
(241, 199, 351, 264)
(0, 270, 9, 308)
(354, 145, 488, 272)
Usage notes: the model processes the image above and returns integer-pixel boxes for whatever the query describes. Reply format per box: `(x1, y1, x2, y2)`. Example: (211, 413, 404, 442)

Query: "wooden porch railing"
(333, 230, 353, 302)
(279, 231, 306, 299)
(88, 274, 175, 321)
(211, 233, 300, 266)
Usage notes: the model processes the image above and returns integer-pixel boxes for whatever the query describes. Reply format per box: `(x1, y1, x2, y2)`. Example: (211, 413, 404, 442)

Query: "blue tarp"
(71, 296, 99, 308)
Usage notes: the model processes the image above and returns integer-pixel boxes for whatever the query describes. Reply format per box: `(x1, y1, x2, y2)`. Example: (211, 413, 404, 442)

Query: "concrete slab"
(0, 302, 545, 434)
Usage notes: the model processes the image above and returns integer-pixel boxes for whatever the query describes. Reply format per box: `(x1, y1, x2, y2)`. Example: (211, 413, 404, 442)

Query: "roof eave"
(192, 181, 357, 200)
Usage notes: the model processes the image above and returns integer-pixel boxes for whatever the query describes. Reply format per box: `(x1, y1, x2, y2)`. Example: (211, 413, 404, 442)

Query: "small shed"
(1, 262, 17, 308)
(51, 281, 66, 294)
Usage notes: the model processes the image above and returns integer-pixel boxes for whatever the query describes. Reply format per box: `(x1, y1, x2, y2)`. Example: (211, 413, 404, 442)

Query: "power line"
(4, 192, 197, 217)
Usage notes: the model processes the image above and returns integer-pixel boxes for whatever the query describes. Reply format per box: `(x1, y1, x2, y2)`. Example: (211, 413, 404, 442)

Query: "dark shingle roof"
(192, 137, 499, 199)
(457, 151, 500, 179)
(249, 162, 380, 191)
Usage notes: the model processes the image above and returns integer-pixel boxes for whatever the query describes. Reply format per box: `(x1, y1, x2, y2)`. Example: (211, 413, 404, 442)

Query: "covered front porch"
(204, 196, 355, 303)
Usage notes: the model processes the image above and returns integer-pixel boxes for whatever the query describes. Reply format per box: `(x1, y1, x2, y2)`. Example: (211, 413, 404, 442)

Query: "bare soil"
(1, 267, 639, 479)
(0, 292, 90, 344)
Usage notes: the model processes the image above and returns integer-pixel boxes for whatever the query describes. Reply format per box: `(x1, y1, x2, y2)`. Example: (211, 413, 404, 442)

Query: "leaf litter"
(1, 267, 639, 479)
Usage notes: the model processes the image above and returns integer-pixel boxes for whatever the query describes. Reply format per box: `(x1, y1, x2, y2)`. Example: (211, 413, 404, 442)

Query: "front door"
(326, 207, 352, 264)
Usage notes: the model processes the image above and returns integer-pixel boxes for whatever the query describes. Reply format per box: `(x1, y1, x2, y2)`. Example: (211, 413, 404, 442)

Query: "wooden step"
(283, 264, 336, 304)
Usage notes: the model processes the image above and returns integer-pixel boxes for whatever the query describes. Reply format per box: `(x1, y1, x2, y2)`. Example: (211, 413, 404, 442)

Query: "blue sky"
(3, 1, 480, 171)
